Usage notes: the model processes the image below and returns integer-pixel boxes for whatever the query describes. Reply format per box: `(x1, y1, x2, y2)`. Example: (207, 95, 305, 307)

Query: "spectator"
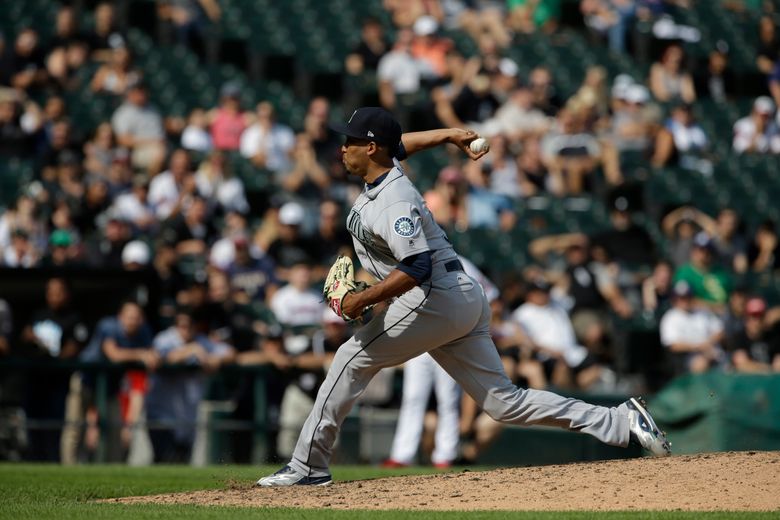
(512, 278, 609, 390)
(239, 101, 295, 173)
(111, 175, 155, 233)
(649, 43, 696, 104)
(88, 2, 126, 62)
(270, 263, 325, 327)
(45, 6, 92, 89)
(473, 83, 551, 140)
(0, 94, 34, 156)
(74, 177, 111, 234)
(726, 297, 780, 372)
(8, 28, 48, 92)
(3, 228, 40, 267)
(541, 109, 621, 195)
(732, 96, 780, 154)
(345, 17, 389, 75)
(660, 280, 725, 375)
(661, 205, 707, 267)
(436, 72, 501, 128)
(226, 236, 278, 304)
(651, 103, 711, 174)
(78, 301, 158, 457)
(277, 309, 347, 458)
(163, 195, 217, 256)
(464, 135, 534, 200)
(145, 309, 233, 463)
(209, 82, 246, 152)
(195, 150, 249, 214)
(756, 14, 780, 76)
(278, 134, 333, 201)
(641, 259, 674, 314)
(747, 219, 780, 272)
(410, 16, 453, 80)
(39, 229, 78, 268)
(301, 97, 341, 166)
(609, 83, 658, 153)
(157, 0, 221, 55)
(377, 28, 422, 113)
(310, 199, 353, 270)
(673, 232, 732, 308)
(180, 108, 212, 152)
(121, 240, 153, 270)
(528, 67, 563, 116)
(111, 81, 166, 174)
(84, 215, 132, 268)
(266, 201, 318, 275)
(83, 122, 118, 177)
(710, 208, 748, 274)
(581, 0, 637, 54)
(20, 278, 89, 461)
(509, 0, 562, 34)
(148, 149, 196, 220)
(516, 136, 548, 194)
(424, 166, 515, 231)
(694, 43, 736, 102)
(90, 47, 141, 96)
(591, 196, 656, 267)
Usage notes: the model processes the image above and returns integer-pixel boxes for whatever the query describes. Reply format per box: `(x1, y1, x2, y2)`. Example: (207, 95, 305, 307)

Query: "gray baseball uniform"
(288, 164, 633, 478)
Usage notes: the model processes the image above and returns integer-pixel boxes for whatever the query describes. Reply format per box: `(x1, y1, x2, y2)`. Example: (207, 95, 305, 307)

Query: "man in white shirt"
(660, 280, 725, 375)
(148, 148, 195, 220)
(377, 28, 422, 110)
(732, 96, 780, 154)
(270, 263, 326, 327)
(512, 278, 604, 389)
(239, 102, 295, 172)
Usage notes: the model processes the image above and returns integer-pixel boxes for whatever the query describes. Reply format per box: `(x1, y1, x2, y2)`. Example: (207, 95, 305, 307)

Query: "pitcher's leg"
(389, 355, 434, 464)
(431, 360, 460, 465)
(429, 334, 631, 447)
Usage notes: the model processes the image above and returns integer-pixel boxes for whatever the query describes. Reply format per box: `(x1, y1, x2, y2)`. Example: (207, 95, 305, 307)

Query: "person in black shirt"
(266, 201, 318, 280)
(757, 15, 780, 76)
(20, 278, 89, 461)
(591, 197, 656, 267)
(88, 2, 127, 62)
(747, 220, 780, 272)
(8, 28, 48, 92)
(694, 44, 736, 103)
(345, 17, 388, 75)
(725, 297, 780, 372)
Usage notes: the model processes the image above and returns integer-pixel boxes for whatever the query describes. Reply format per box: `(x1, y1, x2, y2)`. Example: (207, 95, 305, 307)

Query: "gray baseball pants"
(289, 270, 632, 478)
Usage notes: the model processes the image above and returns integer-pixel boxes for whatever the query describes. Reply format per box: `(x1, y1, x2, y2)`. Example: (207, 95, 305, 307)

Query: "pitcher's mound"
(114, 451, 780, 511)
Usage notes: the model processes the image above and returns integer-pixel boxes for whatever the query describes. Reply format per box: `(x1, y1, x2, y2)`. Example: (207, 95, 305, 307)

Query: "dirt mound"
(113, 451, 780, 511)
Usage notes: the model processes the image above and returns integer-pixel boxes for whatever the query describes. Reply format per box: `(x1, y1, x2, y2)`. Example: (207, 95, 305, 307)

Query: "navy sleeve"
(396, 251, 432, 284)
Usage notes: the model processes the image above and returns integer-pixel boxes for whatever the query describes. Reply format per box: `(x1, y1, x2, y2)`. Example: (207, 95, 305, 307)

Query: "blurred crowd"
(3, 0, 780, 464)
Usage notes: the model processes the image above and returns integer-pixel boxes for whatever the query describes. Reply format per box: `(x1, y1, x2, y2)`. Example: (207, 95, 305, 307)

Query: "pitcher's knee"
(481, 387, 526, 422)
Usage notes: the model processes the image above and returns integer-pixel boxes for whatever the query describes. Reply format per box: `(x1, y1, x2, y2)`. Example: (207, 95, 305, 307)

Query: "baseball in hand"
(469, 137, 489, 154)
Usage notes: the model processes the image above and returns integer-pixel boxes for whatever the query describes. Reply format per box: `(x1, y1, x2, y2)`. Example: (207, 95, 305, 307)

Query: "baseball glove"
(323, 255, 372, 321)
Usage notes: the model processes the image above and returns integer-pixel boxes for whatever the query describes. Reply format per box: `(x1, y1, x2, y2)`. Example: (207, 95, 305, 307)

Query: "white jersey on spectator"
(660, 307, 723, 348)
(512, 302, 589, 367)
(271, 285, 326, 327)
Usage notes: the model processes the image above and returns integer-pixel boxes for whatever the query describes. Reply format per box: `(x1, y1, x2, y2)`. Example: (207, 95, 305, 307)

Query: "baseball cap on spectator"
(330, 107, 403, 155)
(279, 201, 305, 226)
(122, 240, 151, 266)
(50, 229, 73, 247)
(498, 58, 519, 78)
(220, 81, 242, 99)
(438, 166, 463, 185)
(611, 74, 635, 100)
(527, 277, 552, 293)
(672, 280, 693, 299)
(693, 231, 714, 250)
(209, 239, 236, 270)
(413, 15, 439, 36)
(613, 196, 630, 212)
(625, 84, 649, 105)
(754, 96, 775, 115)
(745, 297, 767, 316)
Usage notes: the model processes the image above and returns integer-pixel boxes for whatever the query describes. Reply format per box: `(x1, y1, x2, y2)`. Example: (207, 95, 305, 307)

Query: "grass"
(0, 464, 776, 520)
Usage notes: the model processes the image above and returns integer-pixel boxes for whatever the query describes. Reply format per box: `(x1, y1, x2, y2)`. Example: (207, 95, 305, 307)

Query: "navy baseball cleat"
(626, 397, 672, 457)
(256, 465, 333, 487)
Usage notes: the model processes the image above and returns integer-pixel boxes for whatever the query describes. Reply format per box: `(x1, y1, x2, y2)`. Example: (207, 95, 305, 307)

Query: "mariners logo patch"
(393, 216, 415, 237)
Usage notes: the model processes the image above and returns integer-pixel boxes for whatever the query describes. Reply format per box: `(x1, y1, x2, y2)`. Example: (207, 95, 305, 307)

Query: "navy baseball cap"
(330, 107, 402, 155)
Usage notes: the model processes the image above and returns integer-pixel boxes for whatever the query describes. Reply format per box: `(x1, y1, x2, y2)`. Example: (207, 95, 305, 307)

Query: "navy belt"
(444, 259, 463, 272)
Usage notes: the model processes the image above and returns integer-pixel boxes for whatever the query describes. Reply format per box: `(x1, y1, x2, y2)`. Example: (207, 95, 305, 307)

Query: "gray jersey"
(346, 165, 457, 280)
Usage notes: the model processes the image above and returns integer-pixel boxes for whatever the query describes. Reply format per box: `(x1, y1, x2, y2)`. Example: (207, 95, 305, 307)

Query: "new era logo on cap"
(367, 130, 374, 137)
